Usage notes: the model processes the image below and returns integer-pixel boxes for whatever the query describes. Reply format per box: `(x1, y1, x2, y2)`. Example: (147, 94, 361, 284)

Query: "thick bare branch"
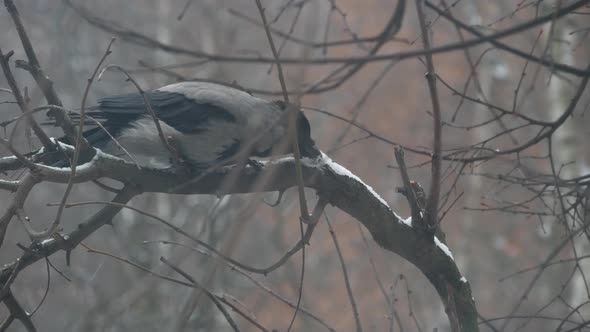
(4, 0, 80, 145)
(0, 150, 477, 330)
(0, 49, 53, 150)
(1, 289, 37, 332)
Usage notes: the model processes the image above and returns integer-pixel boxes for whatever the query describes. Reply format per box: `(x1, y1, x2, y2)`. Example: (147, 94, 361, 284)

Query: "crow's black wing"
(89, 90, 236, 135)
(42, 90, 238, 167)
(64, 90, 237, 149)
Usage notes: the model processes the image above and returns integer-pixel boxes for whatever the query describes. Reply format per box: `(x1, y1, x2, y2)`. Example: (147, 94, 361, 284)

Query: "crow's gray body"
(59, 81, 318, 169)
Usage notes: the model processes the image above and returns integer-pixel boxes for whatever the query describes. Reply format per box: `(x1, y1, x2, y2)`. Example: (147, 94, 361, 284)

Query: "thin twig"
(286, 217, 306, 332)
(98, 64, 183, 171)
(254, 4, 311, 330)
(0, 48, 53, 150)
(416, 0, 442, 229)
(0, 315, 15, 331)
(54, 197, 328, 275)
(29, 258, 51, 316)
(217, 295, 270, 332)
(2, 289, 37, 332)
(0, 107, 51, 171)
(177, 0, 193, 20)
(326, 214, 363, 332)
(4, 0, 80, 145)
(0, 257, 22, 300)
(227, 4, 410, 50)
(82, 243, 260, 332)
(146, 240, 336, 331)
(49, 38, 115, 240)
(159, 257, 241, 332)
(0, 172, 40, 245)
(66, 0, 589, 76)
(400, 275, 422, 332)
(254, 0, 310, 221)
(0, 179, 18, 192)
(394, 147, 420, 225)
(357, 224, 403, 329)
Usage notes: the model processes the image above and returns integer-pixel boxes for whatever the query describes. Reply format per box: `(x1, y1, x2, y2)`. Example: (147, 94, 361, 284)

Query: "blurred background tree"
(1, 0, 590, 331)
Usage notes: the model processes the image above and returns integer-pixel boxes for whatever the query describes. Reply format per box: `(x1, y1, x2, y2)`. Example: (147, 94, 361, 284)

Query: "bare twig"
(67, 111, 141, 169)
(159, 257, 240, 332)
(4, 0, 61, 106)
(253, 5, 312, 329)
(4, 0, 80, 145)
(394, 147, 421, 226)
(0, 314, 15, 331)
(146, 240, 336, 331)
(1, 289, 37, 332)
(425, 0, 588, 77)
(81, 243, 262, 331)
(0, 49, 53, 150)
(47, 38, 115, 240)
(0, 184, 139, 314)
(0, 179, 18, 192)
(54, 197, 328, 275)
(254, 0, 310, 221)
(98, 64, 183, 171)
(29, 258, 51, 316)
(326, 214, 363, 332)
(416, 0, 442, 230)
(400, 275, 422, 332)
(286, 218, 306, 332)
(227, 3, 410, 50)
(0, 138, 37, 170)
(0, 168, 40, 245)
(0, 257, 22, 300)
(177, 0, 193, 20)
(357, 225, 403, 330)
(66, 0, 589, 76)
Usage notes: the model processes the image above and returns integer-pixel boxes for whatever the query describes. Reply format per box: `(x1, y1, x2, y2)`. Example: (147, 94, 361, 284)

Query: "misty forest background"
(1, 0, 590, 331)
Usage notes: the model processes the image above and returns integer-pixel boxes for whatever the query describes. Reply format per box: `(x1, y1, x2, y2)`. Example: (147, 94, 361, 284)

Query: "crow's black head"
(296, 111, 320, 159)
(272, 100, 320, 159)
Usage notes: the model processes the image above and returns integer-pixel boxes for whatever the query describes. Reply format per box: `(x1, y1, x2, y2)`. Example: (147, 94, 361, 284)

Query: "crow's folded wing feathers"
(88, 90, 236, 135)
